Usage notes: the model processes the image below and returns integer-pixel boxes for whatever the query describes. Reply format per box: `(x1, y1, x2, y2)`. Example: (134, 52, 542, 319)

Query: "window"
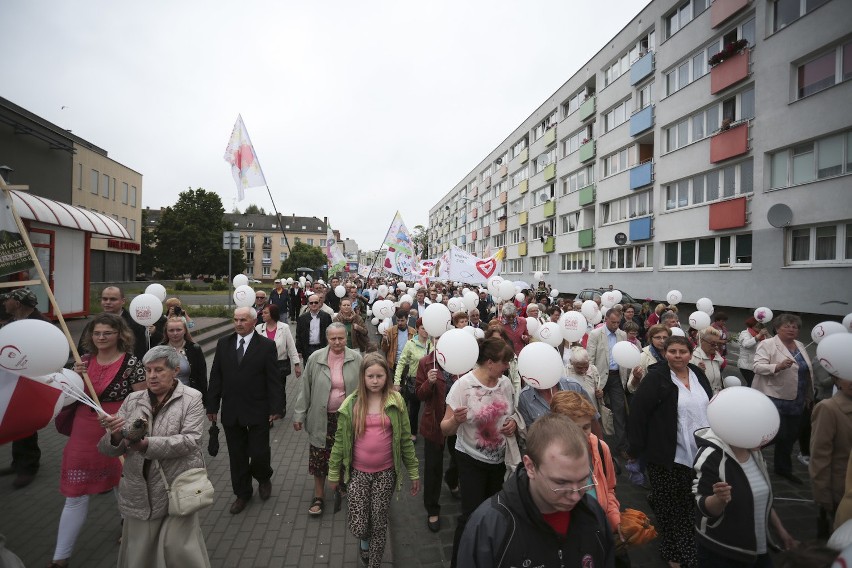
(561, 87, 589, 117)
(128, 219, 136, 239)
(510, 196, 526, 214)
(797, 41, 852, 99)
(495, 151, 508, 169)
(512, 137, 528, 158)
(481, 165, 493, 180)
(636, 81, 655, 111)
(603, 99, 630, 133)
(561, 211, 581, 233)
(506, 258, 523, 273)
(262, 266, 271, 276)
(534, 148, 557, 174)
(603, 31, 656, 87)
(246, 236, 254, 248)
(102, 174, 110, 198)
(772, 0, 831, 33)
(130, 186, 137, 207)
(665, 88, 753, 152)
(90, 170, 99, 194)
(665, 0, 708, 39)
(531, 256, 549, 273)
(280, 237, 287, 246)
(601, 190, 653, 224)
(561, 251, 595, 272)
(493, 234, 506, 248)
(562, 125, 594, 157)
(770, 130, 852, 189)
(532, 219, 555, 240)
(509, 229, 521, 244)
(533, 111, 558, 141)
(603, 244, 654, 270)
(320, 239, 327, 247)
(307, 238, 314, 245)
(602, 146, 639, 177)
(787, 221, 852, 264)
(511, 166, 529, 186)
(246, 266, 254, 276)
(280, 252, 288, 261)
(664, 159, 753, 210)
(663, 233, 752, 267)
(76, 164, 82, 189)
(562, 165, 595, 196)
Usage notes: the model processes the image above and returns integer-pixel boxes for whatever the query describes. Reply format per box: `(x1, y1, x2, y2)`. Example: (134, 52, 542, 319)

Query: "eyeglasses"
(651, 335, 669, 341)
(92, 331, 118, 338)
(309, 301, 319, 305)
(701, 339, 721, 347)
(538, 467, 596, 494)
(256, 296, 266, 299)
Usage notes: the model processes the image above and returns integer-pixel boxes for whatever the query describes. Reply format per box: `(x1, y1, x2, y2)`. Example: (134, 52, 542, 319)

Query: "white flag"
(223, 115, 267, 201)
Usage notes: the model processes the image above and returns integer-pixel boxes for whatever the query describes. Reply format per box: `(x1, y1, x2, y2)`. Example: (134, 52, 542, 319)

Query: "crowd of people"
(1, 276, 850, 567)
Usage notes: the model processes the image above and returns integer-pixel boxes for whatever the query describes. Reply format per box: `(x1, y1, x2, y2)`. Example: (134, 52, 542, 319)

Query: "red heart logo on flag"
(475, 259, 496, 279)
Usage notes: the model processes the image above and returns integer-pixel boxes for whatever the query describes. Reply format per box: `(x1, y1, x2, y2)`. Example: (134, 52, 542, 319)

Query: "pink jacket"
(589, 433, 621, 531)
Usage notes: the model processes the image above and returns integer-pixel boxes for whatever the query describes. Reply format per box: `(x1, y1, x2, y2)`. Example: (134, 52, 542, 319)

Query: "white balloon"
(600, 291, 616, 308)
(591, 310, 603, 325)
(811, 321, 848, 344)
(517, 342, 564, 390)
(689, 311, 712, 330)
(581, 300, 599, 321)
(707, 387, 780, 448)
(233, 274, 249, 288)
(817, 333, 852, 380)
(666, 290, 683, 305)
(144, 283, 167, 302)
(317, 279, 325, 285)
(371, 317, 379, 325)
(462, 292, 478, 311)
(723, 376, 742, 388)
(334, 285, 346, 298)
(537, 322, 563, 347)
(611, 290, 623, 305)
(374, 300, 395, 320)
(550, 289, 559, 298)
(423, 303, 452, 337)
(612, 341, 642, 368)
(447, 298, 465, 313)
(397, 282, 407, 291)
(0, 319, 69, 377)
(378, 320, 389, 335)
(286, 278, 293, 285)
(473, 328, 485, 339)
(670, 326, 685, 336)
(753, 307, 773, 324)
(533, 271, 543, 281)
(399, 294, 413, 305)
(129, 293, 165, 326)
(233, 285, 255, 308)
(408, 288, 416, 297)
(498, 280, 516, 301)
(436, 294, 443, 303)
(366, 309, 373, 317)
(559, 312, 587, 342)
(696, 297, 714, 315)
(299, 276, 307, 285)
(378, 284, 388, 297)
(843, 313, 852, 333)
(487, 276, 504, 297)
(526, 317, 541, 337)
(38, 368, 85, 407)
(435, 328, 480, 375)
(413, 283, 421, 291)
(515, 292, 525, 302)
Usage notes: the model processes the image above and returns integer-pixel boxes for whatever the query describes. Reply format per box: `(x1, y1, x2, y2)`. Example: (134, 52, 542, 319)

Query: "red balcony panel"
(484, 201, 491, 213)
(484, 226, 491, 237)
(471, 186, 478, 197)
(709, 197, 747, 230)
(710, 50, 749, 94)
(710, 122, 749, 163)
(712, 0, 750, 28)
(499, 219, 507, 232)
(472, 208, 478, 219)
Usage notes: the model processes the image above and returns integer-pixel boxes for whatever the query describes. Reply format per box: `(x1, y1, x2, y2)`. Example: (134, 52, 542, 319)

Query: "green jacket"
(327, 390, 419, 491)
(393, 336, 432, 385)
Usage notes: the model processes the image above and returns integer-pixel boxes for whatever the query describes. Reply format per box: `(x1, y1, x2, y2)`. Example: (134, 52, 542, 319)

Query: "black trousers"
(304, 344, 322, 363)
(11, 433, 40, 475)
(423, 435, 458, 516)
(223, 422, 273, 500)
(451, 450, 506, 568)
(774, 413, 802, 475)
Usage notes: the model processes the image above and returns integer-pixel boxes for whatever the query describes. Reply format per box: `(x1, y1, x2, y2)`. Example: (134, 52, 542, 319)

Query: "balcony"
(578, 184, 596, 207)
(499, 191, 507, 204)
(543, 163, 556, 182)
(543, 127, 557, 147)
(245, 243, 255, 251)
(629, 105, 654, 136)
(544, 200, 556, 218)
(484, 226, 491, 237)
(520, 148, 529, 163)
(483, 176, 492, 188)
(261, 258, 272, 266)
(461, 234, 467, 244)
(543, 236, 556, 253)
(630, 51, 654, 85)
(484, 201, 491, 213)
(519, 179, 528, 194)
(499, 218, 507, 232)
(712, 0, 750, 27)
(710, 49, 749, 94)
(579, 96, 595, 122)
(471, 186, 478, 197)
(629, 217, 653, 241)
(519, 211, 528, 225)
(629, 161, 654, 190)
(579, 140, 596, 163)
(578, 228, 595, 248)
(262, 242, 272, 250)
(709, 197, 747, 230)
(497, 164, 508, 178)
(518, 241, 528, 256)
(472, 208, 477, 219)
(710, 121, 750, 163)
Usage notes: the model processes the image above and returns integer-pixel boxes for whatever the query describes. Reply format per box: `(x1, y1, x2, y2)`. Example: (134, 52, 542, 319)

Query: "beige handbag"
(157, 462, 214, 516)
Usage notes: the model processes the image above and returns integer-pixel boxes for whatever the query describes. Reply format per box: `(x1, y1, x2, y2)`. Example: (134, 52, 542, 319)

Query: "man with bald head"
(207, 307, 282, 514)
(296, 294, 332, 363)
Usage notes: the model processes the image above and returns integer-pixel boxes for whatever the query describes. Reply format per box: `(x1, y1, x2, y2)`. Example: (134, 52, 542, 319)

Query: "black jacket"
(269, 288, 289, 312)
(295, 310, 332, 356)
(693, 427, 779, 563)
(458, 466, 614, 568)
(183, 341, 208, 398)
(627, 361, 713, 468)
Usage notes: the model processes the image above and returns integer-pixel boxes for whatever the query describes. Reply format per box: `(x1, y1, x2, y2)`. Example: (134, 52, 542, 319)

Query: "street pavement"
(0, 316, 826, 567)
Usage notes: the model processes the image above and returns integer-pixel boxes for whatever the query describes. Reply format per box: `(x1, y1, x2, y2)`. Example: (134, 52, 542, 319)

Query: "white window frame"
(786, 221, 852, 266)
(796, 41, 852, 100)
(601, 190, 653, 225)
(506, 258, 523, 274)
(531, 255, 550, 273)
(561, 165, 595, 196)
(662, 233, 753, 269)
(663, 159, 754, 211)
(771, 0, 831, 34)
(603, 98, 631, 134)
(601, 244, 654, 271)
(769, 130, 852, 189)
(509, 229, 521, 245)
(560, 251, 596, 272)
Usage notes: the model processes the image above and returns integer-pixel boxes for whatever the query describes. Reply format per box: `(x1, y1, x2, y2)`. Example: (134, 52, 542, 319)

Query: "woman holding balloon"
(50, 313, 146, 568)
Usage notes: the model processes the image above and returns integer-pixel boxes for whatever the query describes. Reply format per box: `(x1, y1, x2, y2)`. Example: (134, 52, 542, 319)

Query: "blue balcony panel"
(630, 51, 654, 85)
(629, 217, 652, 241)
(629, 105, 654, 136)
(629, 162, 653, 190)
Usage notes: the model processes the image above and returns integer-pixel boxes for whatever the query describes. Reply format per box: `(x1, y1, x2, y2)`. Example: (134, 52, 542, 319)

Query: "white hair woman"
(690, 327, 725, 394)
(566, 347, 602, 413)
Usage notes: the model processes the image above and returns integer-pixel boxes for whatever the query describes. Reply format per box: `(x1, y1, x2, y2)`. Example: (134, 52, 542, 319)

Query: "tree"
(154, 188, 246, 278)
(412, 224, 428, 257)
(243, 204, 266, 215)
(137, 208, 157, 276)
(277, 242, 327, 278)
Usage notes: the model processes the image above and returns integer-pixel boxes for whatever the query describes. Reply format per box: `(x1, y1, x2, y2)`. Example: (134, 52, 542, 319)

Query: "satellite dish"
(767, 204, 793, 228)
(614, 232, 628, 246)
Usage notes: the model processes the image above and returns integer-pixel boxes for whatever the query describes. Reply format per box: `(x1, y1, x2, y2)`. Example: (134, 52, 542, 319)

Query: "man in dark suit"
(288, 281, 304, 322)
(296, 294, 332, 364)
(206, 306, 283, 514)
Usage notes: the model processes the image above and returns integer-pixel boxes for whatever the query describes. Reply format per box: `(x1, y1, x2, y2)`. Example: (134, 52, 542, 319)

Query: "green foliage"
(137, 209, 157, 276)
(412, 224, 428, 257)
(174, 281, 197, 291)
(277, 242, 327, 277)
(210, 280, 228, 291)
(243, 204, 266, 215)
(153, 188, 246, 278)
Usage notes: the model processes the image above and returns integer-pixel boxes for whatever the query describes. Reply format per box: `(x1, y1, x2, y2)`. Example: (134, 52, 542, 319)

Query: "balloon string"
(60, 382, 109, 416)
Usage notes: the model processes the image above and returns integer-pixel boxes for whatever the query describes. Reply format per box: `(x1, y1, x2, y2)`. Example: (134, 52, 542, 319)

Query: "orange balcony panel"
(483, 176, 492, 188)
(712, 0, 750, 28)
(497, 165, 508, 178)
(484, 201, 491, 213)
(471, 186, 478, 197)
(499, 191, 507, 204)
(499, 219, 507, 232)
(710, 122, 749, 163)
(484, 226, 491, 237)
(710, 50, 749, 94)
(471, 230, 477, 240)
(472, 208, 478, 219)
(709, 197, 747, 230)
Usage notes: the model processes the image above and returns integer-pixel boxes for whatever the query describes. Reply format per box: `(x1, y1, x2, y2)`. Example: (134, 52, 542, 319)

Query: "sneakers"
(797, 452, 810, 466)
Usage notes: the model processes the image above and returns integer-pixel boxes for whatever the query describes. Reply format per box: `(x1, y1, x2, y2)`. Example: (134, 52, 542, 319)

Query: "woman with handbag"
(99, 345, 211, 568)
(257, 304, 301, 416)
(161, 316, 207, 398)
(393, 317, 431, 442)
(49, 313, 146, 568)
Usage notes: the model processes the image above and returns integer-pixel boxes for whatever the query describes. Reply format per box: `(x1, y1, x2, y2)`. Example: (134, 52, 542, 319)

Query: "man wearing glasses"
(458, 413, 614, 566)
(296, 294, 332, 363)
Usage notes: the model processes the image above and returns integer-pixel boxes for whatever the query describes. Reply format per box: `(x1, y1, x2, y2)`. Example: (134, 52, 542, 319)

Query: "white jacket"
(256, 321, 300, 364)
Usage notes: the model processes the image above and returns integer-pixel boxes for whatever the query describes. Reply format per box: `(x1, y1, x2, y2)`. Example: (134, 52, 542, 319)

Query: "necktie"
(237, 338, 245, 364)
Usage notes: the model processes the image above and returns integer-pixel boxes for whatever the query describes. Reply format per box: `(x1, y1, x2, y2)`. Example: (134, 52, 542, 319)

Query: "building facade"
(428, 0, 851, 317)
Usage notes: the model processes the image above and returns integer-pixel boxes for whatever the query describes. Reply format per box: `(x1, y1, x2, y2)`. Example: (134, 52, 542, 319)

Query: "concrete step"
(192, 319, 234, 357)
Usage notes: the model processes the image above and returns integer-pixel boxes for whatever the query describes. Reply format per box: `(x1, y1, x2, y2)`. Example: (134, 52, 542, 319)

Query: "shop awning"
(10, 190, 132, 239)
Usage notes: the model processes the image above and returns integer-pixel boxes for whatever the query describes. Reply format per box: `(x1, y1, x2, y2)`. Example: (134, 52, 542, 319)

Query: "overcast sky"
(4, 0, 642, 251)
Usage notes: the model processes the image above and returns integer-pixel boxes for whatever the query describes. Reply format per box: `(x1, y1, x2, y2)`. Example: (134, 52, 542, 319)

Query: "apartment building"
(428, 0, 851, 316)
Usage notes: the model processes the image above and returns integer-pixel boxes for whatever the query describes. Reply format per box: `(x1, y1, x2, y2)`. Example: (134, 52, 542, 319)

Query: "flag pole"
(366, 212, 398, 282)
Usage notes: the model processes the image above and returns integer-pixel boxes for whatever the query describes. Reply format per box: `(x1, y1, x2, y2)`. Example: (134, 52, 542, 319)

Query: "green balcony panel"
(579, 140, 596, 163)
(543, 236, 556, 253)
(578, 184, 596, 206)
(543, 163, 556, 181)
(578, 228, 595, 248)
(544, 127, 556, 147)
(579, 96, 596, 122)
(518, 241, 528, 256)
(544, 200, 556, 218)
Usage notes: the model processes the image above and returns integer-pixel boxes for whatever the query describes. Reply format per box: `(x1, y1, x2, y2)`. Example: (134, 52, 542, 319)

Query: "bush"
(174, 281, 197, 291)
(203, 277, 214, 283)
(210, 280, 228, 291)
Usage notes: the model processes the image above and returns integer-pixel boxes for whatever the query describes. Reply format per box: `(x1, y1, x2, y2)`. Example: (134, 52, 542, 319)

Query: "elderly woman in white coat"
(690, 326, 725, 394)
(98, 345, 210, 568)
(257, 303, 301, 416)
